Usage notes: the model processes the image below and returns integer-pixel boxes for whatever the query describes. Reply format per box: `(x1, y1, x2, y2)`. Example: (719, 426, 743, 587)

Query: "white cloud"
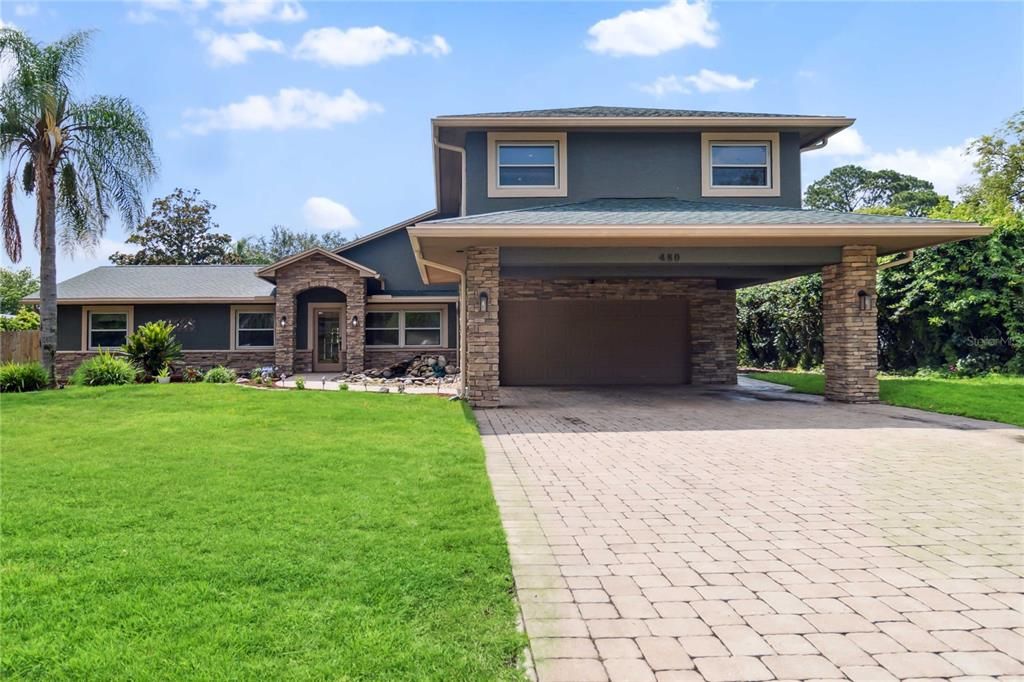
(216, 0, 306, 25)
(684, 68, 756, 93)
(587, 0, 717, 57)
(294, 26, 452, 67)
(637, 75, 688, 97)
(182, 88, 381, 134)
(422, 34, 452, 58)
(817, 128, 869, 157)
(637, 69, 756, 97)
(125, 0, 207, 24)
(303, 197, 358, 230)
(13, 4, 38, 17)
(197, 29, 284, 65)
(862, 140, 977, 198)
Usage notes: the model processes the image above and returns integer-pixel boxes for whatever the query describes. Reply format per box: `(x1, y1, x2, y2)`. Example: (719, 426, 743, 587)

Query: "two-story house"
(31, 107, 987, 405)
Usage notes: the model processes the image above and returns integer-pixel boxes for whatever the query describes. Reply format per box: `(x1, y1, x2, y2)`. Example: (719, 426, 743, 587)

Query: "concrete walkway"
(477, 381, 1024, 681)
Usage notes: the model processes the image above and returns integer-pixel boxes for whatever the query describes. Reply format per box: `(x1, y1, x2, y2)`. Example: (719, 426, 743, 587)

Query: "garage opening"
(500, 299, 690, 386)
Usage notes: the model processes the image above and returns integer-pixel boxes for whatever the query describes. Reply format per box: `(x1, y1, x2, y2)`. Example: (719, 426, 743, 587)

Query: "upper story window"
(701, 132, 780, 198)
(487, 132, 568, 198)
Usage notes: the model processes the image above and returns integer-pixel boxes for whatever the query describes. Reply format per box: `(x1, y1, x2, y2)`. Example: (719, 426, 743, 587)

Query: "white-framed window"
(365, 308, 445, 347)
(487, 132, 568, 198)
(231, 305, 275, 350)
(701, 132, 781, 198)
(84, 307, 132, 350)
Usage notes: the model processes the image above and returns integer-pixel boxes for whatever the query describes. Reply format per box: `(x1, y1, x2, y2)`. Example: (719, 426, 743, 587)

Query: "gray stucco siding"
(57, 303, 234, 351)
(57, 305, 83, 351)
(342, 226, 458, 295)
(134, 304, 233, 350)
(464, 130, 802, 215)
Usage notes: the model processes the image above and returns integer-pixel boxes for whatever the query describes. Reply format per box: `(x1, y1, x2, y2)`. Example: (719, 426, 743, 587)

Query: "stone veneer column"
(822, 245, 879, 403)
(691, 287, 738, 385)
(275, 293, 295, 373)
(465, 246, 500, 407)
(345, 284, 366, 374)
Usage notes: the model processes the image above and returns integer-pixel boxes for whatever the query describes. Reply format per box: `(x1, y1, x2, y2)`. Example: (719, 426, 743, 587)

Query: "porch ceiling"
(407, 199, 989, 286)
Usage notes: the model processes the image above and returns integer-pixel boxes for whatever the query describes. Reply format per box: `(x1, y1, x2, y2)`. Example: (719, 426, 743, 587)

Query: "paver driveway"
(477, 381, 1024, 682)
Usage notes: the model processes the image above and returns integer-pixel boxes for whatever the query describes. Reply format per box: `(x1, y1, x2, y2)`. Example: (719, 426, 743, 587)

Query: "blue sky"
(2, 0, 1021, 278)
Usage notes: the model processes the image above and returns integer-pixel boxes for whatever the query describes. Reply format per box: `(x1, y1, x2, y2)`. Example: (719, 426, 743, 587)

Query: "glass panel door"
(315, 309, 343, 370)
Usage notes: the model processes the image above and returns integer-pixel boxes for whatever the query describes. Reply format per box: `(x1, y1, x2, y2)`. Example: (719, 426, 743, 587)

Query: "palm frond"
(64, 95, 157, 230)
(2, 174, 22, 262)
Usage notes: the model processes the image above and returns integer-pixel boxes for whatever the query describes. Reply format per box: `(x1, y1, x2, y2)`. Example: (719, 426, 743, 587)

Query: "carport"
(407, 198, 988, 407)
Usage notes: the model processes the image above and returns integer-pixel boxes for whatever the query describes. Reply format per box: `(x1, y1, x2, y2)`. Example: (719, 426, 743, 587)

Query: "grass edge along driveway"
(1, 385, 525, 681)
(747, 371, 1024, 427)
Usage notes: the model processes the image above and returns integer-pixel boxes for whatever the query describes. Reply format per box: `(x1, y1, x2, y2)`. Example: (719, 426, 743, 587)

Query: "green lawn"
(1, 385, 524, 681)
(747, 371, 1024, 427)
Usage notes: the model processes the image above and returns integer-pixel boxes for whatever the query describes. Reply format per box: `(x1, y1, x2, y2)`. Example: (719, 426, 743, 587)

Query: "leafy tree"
(231, 225, 348, 264)
(0, 266, 38, 315)
(737, 274, 822, 369)
(111, 188, 235, 265)
(742, 112, 1024, 374)
(1, 28, 157, 381)
(805, 164, 941, 216)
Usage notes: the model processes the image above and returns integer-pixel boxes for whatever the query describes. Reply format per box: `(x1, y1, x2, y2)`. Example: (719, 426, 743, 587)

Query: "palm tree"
(1, 28, 157, 382)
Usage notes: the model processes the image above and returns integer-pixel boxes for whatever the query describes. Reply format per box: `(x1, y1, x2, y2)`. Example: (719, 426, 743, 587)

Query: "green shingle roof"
(24, 265, 275, 302)
(436, 106, 840, 119)
(422, 198, 970, 227)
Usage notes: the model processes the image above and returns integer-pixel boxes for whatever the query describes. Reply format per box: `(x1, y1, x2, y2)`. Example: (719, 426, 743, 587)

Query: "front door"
(311, 304, 345, 372)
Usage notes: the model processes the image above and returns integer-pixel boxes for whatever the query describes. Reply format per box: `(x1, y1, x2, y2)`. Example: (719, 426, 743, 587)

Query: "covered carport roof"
(407, 198, 989, 286)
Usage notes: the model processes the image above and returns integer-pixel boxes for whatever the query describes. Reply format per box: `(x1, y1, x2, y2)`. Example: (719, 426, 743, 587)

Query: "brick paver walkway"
(477, 382, 1024, 682)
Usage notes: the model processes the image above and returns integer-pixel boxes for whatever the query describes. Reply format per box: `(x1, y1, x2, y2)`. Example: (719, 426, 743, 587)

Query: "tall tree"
(0, 266, 38, 315)
(111, 188, 236, 265)
(804, 164, 941, 216)
(231, 225, 348, 264)
(1, 28, 157, 380)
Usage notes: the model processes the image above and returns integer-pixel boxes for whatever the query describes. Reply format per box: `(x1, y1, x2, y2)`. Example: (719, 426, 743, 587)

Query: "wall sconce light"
(479, 291, 489, 312)
(279, 315, 287, 328)
(350, 315, 359, 327)
(857, 289, 872, 312)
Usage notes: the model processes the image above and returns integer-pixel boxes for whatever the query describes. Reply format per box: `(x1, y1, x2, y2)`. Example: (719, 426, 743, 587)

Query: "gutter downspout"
(878, 250, 914, 271)
(417, 255, 468, 400)
(434, 137, 467, 217)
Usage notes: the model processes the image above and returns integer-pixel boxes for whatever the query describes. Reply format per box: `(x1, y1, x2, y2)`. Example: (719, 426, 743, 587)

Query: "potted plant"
(156, 365, 171, 384)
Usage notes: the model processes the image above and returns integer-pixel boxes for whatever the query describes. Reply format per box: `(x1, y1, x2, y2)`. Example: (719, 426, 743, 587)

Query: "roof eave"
(409, 223, 988, 237)
(432, 115, 856, 129)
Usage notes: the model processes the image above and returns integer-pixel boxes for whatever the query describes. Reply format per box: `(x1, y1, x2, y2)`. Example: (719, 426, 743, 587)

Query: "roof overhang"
(407, 223, 990, 285)
(22, 296, 276, 305)
(256, 248, 380, 282)
(432, 116, 855, 150)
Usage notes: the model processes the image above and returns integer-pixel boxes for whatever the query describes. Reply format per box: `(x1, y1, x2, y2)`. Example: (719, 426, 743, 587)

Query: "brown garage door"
(500, 299, 690, 386)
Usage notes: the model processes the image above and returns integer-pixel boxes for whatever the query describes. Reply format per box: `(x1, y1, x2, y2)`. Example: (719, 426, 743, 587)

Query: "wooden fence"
(0, 330, 40, 363)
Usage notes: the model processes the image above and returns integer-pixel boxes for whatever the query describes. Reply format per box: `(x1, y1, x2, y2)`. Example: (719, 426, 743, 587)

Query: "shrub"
(122, 321, 183, 378)
(203, 366, 237, 384)
(182, 366, 203, 383)
(249, 367, 262, 382)
(0, 361, 48, 392)
(0, 307, 40, 331)
(71, 351, 139, 386)
(294, 376, 305, 390)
